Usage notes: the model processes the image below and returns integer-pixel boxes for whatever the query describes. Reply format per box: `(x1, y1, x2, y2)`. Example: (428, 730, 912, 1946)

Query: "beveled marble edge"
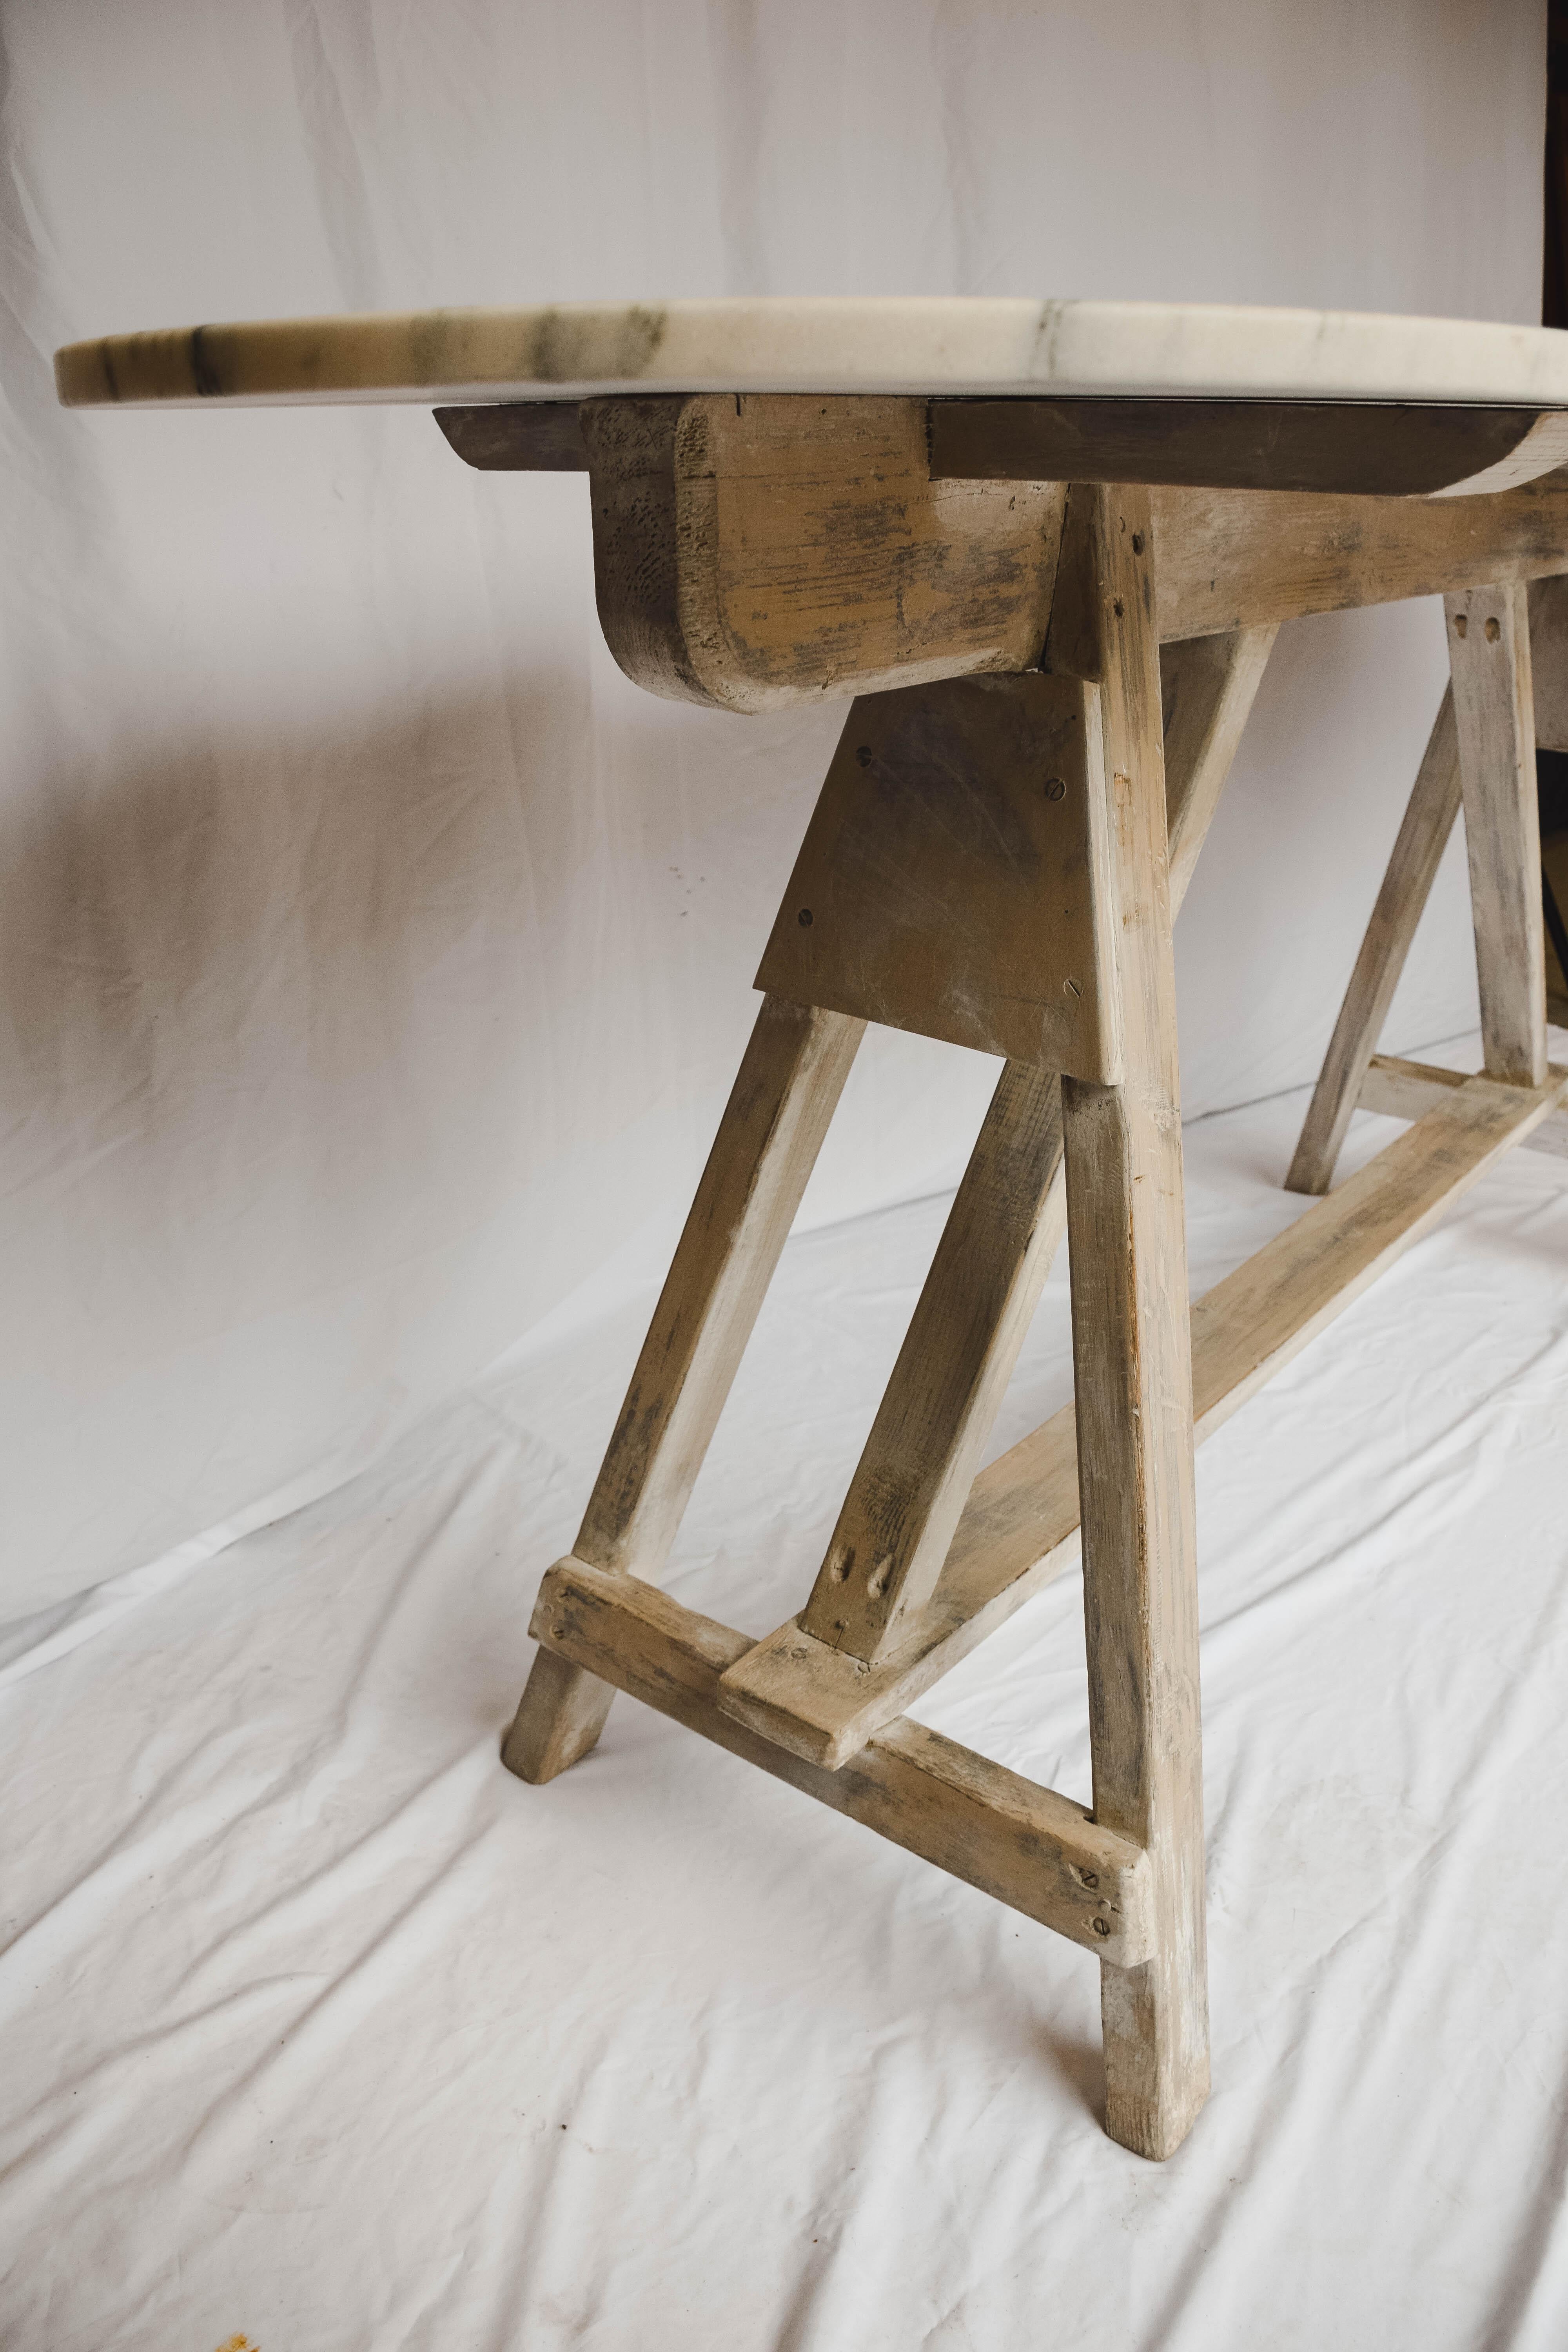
(53, 297, 1568, 412)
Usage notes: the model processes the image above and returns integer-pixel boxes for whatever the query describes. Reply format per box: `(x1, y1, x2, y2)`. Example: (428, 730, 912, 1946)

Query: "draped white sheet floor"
(5, 1063, 1568, 2352)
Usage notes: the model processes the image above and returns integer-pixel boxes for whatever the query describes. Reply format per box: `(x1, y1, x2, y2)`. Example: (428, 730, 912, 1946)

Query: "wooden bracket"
(756, 673, 1122, 1080)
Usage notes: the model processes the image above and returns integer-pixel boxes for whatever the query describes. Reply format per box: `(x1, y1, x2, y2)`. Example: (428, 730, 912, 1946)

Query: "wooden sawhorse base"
(1289, 575, 1562, 1196)
(501, 485, 1563, 2163)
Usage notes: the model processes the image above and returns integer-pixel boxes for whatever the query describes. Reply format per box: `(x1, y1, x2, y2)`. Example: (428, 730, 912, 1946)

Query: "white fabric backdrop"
(0, 0, 1546, 1627)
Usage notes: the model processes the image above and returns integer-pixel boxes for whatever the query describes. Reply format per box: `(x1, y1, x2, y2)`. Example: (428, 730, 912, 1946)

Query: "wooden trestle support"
(499, 470, 1566, 2163)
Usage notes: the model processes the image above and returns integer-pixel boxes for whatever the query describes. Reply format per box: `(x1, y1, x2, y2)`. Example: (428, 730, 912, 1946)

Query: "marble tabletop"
(53, 297, 1568, 413)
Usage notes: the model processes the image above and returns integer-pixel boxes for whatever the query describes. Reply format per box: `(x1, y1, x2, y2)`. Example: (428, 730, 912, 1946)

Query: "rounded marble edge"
(53, 297, 1568, 412)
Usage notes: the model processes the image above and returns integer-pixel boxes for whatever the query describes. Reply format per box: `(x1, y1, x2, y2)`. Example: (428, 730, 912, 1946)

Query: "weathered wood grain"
(583, 393, 1066, 714)
(1151, 473, 1568, 642)
(559, 393, 1568, 709)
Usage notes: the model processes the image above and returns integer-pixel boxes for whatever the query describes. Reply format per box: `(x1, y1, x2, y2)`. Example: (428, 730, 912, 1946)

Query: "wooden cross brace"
(501, 477, 1567, 2164)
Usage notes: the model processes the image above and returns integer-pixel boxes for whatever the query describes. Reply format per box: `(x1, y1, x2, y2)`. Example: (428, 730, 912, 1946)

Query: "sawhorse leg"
(1286, 690, 1461, 1194)
(1289, 576, 1549, 1194)
(503, 995, 863, 1780)
(1048, 484, 1209, 2158)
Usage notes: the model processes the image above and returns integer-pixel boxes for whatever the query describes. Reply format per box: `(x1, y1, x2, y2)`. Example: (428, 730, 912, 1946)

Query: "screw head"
(798, 908, 813, 927)
(1044, 776, 1066, 802)
(855, 744, 874, 768)
(1092, 1917, 1111, 1937)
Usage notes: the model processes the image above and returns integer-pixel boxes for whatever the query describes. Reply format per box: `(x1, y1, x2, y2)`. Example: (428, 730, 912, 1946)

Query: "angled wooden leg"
(503, 994, 863, 1780)
(1161, 624, 1279, 907)
(1447, 582, 1547, 1086)
(1047, 482, 1209, 2161)
(796, 1060, 1066, 1663)
(1286, 690, 1462, 1194)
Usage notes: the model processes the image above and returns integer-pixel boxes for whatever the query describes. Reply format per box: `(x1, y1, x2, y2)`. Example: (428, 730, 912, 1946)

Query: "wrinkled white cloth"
(5, 1072, 1568, 2351)
(0, 0, 1543, 1621)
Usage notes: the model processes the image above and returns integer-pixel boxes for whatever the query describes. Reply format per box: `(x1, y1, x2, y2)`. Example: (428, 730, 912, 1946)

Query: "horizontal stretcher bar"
(1359, 1054, 1568, 1159)
(527, 1554, 1155, 1968)
(715, 1063, 1568, 1770)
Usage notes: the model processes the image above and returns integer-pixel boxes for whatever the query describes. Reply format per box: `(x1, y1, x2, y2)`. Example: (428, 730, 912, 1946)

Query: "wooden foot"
(1285, 690, 1461, 1194)
(503, 1650, 615, 1784)
(1049, 482, 1209, 2160)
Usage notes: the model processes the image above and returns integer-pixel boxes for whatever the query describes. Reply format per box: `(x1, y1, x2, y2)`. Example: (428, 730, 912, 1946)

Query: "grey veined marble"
(54, 296, 1568, 412)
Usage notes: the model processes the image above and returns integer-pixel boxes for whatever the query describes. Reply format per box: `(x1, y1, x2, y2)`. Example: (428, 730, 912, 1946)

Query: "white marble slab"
(53, 297, 1568, 412)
